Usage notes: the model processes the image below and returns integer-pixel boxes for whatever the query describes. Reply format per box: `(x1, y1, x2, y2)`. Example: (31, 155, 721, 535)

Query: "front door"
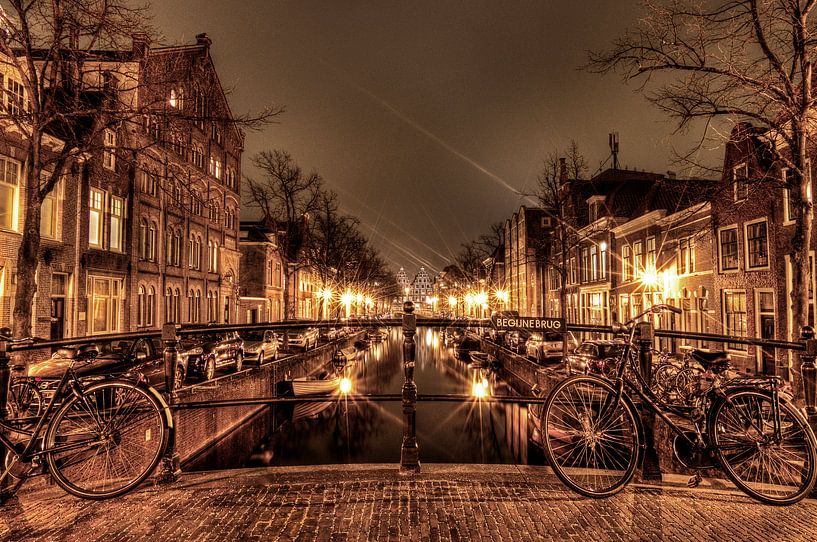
(760, 314, 776, 375)
(50, 297, 65, 340)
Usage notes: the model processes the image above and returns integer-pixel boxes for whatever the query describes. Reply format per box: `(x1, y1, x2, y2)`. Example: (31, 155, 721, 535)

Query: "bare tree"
(0, 1, 281, 339)
(589, 0, 816, 340)
(244, 149, 322, 319)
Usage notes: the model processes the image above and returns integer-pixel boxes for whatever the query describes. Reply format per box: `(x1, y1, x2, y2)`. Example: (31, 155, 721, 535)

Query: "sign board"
(491, 315, 565, 332)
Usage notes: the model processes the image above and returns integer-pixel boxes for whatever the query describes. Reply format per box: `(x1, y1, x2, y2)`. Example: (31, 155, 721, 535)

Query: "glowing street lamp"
(448, 295, 458, 317)
(341, 291, 354, 318)
(318, 288, 333, 319)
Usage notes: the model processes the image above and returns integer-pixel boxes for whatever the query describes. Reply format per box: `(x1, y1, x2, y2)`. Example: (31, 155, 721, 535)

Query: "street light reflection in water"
(199, 328, 537, 470)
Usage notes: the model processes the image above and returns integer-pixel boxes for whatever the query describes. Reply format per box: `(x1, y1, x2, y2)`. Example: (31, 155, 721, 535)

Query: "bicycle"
(541, 304, 817, 505)
(0, 343, 172, 500)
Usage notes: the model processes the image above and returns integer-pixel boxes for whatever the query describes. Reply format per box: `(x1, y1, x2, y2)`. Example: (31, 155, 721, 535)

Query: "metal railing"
(1, 308, 816, 487)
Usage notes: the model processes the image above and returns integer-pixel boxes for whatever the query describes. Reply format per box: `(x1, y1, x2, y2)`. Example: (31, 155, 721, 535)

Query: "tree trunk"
(13, 166, 43, 343)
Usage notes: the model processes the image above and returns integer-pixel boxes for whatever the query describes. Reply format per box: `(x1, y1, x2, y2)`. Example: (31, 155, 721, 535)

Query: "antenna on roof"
(609, 132, 620, 170)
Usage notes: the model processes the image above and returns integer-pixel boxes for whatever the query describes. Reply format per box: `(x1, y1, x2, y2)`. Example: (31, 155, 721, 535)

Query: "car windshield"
(187, 333, 219, 342)
(99, 340, 134, 355)
(544, 333, 562, 342)
(243, 331, 266, 341)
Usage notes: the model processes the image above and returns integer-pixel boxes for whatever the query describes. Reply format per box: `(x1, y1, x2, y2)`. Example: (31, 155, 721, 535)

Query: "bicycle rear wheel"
(542, 375, 640, 497)
(8, 380, 43, 420)
(44, 379, 169, 499)
(710, 389, 817, 505)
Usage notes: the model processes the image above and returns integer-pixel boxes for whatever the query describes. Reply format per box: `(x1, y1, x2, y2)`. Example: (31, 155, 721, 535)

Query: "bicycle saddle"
(689, 349, 730, 371)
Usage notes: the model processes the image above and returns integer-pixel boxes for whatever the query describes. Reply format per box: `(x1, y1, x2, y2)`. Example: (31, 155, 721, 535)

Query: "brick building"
(0, 34, 244, 338)
(503, 206, 551, 316)
(238, 221, 285, 323)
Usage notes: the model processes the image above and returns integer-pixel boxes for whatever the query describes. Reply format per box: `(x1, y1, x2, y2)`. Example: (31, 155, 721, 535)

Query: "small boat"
(468, 351, 494, 369)
(292, 400, 334, 420)
(366, 328, 387, 342)
(277, 376, 339, 396)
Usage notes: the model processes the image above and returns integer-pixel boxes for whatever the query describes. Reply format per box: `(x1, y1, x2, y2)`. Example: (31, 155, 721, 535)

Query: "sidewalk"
(2, 464, 816, 541)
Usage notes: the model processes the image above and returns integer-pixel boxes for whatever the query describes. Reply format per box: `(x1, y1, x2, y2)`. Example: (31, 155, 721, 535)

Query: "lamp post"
(448, 295, 457, 318)
(400, 301, 420, 472)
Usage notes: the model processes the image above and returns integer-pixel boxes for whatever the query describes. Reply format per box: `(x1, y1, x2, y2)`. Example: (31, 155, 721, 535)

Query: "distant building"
(239, 222, 285, 323)
(410, 267, 434, 304)
(504, 207, 551, 317)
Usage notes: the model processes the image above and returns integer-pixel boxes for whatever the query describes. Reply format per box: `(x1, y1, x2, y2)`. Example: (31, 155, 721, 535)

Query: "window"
(146, 286, 155, 327)
(733, 163, 749, 201)
(191, 191, 202, 215)
(103, 129, 116, 170)
(40, 177, 62, 239)
(148, 221, 157, 261)
(600, 242, 608, 279)
(590, 245, 598, 281)
(646, 237, 656, 272)
(109, 196, 124, 251)
(678, 237, 694, 275)
(89, 276, 121, 334)
(4, 77, 25, 115)
(274, 262, 282, 288)
(89, 188, 104, 247)
(0, 155, 19, 231)
(169, 87, 183, 109)
(209, 157, 222, 180)
(569, 257, 577, 285)
(225, 168, 236, 189)
(783, 166, 812, 224)
(188, 289, 195, 322)
(173, 288, 181, 323)
(139, 219, 148, 260)
(191, 146, 204, 168)
(719, 227, 739, 271)
(580, 246, 590, 283)
(723, 290, 747, 351)
(165, 287, 173, 323)
(622, 245, 632, 281)
(745, 220, 769, 269)
(137, 285, 146, 327)
(633, 241, 643, 277)
(141, 170, 158, 197)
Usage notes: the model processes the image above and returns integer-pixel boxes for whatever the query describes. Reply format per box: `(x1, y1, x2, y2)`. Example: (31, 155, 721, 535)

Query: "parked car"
(180, 331, 245, 381)
(242, 330, 279, 365)
(28, 337, 186, 390)
(287, 327, 319, 351)
(319, 327, 339, 342)
(565, 340, 626, 376)
(526, 331, 579, 363)
(507, 330, 531, 354)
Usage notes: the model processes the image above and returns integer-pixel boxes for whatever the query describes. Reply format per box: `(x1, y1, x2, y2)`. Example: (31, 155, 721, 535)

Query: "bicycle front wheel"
(542, 376, 640, 497)
(710, 389, 817, 505)
(44, 379, 169, 499)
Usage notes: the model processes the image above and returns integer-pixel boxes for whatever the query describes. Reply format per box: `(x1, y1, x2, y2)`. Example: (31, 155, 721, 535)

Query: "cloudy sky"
(152, 1, 720, 276)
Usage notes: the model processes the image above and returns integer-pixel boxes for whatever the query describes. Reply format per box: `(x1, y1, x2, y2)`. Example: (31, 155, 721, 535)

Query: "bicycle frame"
(0, 361, 91, 471)
(606, 304, 786, 449)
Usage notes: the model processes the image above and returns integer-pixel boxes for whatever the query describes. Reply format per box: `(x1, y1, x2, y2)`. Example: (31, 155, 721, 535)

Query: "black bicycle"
(541, 304, 817, 505)
(0, 344, 172, 500)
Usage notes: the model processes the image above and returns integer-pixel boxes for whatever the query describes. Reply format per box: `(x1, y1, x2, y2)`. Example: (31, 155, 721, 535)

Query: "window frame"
(718, 225, 740, 273)
(744, 217, 770, 271)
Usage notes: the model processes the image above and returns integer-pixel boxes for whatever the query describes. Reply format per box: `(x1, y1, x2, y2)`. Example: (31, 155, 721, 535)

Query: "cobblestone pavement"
(2, 464, 816, 541)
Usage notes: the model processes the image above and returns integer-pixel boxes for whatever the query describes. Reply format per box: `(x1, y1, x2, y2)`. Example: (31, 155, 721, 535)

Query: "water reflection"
(238, 327, 539, 468)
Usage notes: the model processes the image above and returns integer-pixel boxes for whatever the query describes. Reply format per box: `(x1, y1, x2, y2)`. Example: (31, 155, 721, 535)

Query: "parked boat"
(366, 328, 387, 342)
(277, 376, 340, 396)
(468, 351, 494, 369)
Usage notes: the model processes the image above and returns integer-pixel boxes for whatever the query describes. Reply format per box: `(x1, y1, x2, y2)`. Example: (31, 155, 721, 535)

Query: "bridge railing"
(0, 308, 816, 483)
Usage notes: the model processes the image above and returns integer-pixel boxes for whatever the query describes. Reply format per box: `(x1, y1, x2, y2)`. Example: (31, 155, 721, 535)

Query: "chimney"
(131, 33, 150, 57)
(559, 157, 567, 184)
(196, 33, 212, 49)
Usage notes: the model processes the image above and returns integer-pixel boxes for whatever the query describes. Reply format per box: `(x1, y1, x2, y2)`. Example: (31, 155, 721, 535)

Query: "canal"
(196, 327, 542, 470)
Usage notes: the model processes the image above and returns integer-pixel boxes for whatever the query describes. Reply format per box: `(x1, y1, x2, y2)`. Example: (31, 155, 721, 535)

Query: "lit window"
(109, 196, 124, 251)
(146, 286, 155, 326)
(0, 155, 19, 231)
(103, 129, 116, 170)
(5, 77, 24, 115)
(89, 188, 105, 247)
(622, 245, 632, 281)
(678, 237, 694, 275)
(89, 276, 121, 334)
(723, 290, 747, 350)
(41, 175, 62, 239)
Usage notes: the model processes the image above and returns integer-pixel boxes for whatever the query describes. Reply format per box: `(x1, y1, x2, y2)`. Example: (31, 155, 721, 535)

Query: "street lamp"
(448, 295, 458, 317)
(341, 291, 354, 318)
(319, 288, 333, 319)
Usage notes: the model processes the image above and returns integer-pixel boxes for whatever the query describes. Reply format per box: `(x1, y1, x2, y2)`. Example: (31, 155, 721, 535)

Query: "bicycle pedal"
(687, 473, 702, 488)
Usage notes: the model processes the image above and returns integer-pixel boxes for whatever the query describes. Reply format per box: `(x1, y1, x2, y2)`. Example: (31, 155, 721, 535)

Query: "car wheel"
(204, 356, 216, 381)
(174, 366, 185, 390)
(235, 351, 243, 372)
(258, 352, 265, 366)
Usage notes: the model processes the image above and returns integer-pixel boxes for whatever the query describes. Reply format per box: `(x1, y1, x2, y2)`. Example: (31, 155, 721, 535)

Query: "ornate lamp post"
(400, 301, 420, 472)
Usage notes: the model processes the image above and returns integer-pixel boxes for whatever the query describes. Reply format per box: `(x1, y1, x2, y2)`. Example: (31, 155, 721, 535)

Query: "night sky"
(151, 1, 719, 276)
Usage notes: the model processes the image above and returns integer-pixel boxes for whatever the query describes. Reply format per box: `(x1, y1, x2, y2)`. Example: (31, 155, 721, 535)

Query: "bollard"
(636, 321, 661, 481)
(400, 301, 420, 473)
(800, 326, 817, 433)
(156, 323, 181, 483)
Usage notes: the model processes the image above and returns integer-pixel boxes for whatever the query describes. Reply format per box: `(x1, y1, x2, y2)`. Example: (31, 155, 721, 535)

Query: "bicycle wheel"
(8, 380, 43, 420)
(710, 389, 817, 505)
(542, 375, 641, 497)
(44, 379, 169, 499)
